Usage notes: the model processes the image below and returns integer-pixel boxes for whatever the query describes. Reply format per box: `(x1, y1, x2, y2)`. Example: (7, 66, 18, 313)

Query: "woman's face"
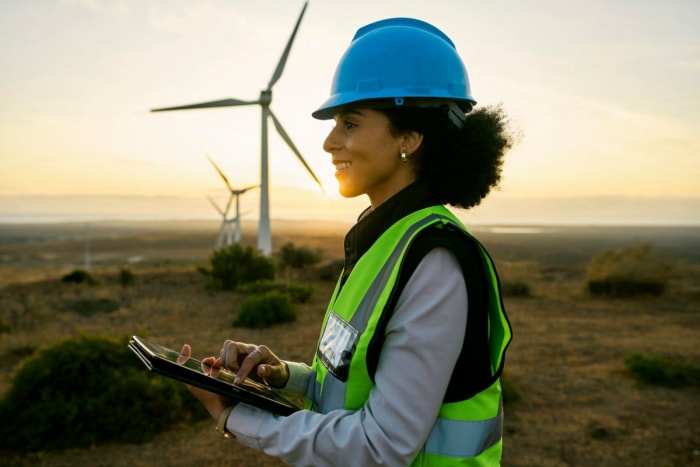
(323, 108, 417, 209)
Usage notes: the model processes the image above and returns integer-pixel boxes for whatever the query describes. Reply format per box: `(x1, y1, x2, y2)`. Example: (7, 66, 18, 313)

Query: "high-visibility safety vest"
(307, 205, 512, 466)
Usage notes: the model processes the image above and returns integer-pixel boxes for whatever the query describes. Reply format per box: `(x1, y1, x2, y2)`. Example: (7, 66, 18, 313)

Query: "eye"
(343, 119, 357, 130)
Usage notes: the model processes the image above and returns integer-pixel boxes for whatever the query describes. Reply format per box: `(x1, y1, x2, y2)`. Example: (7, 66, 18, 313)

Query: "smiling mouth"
(334, 161, 351, 172)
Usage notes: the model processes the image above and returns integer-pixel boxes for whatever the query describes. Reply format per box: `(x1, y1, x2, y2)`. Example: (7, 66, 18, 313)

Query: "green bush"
(234, 291, 297, 328)
(61, 269, 98, 285)
(0, 334, 207, 452)
(237, 280, 314, 303)
(624, 352, 700, 388)
(585, 244, 672, 297)
(199, 244, 275, 291)
(3, 344, 36, 360)
(0, 316, 10, 334)
(119, 267, 136, 287)
(317, 259, 345, 282)
(278, 242, 323, 269)
(588, 279, 665, 297)
(500, 280, 532, 297)
(61, 298, 120, 316)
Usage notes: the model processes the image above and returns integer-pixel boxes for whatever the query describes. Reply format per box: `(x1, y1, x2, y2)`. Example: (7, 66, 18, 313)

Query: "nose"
(323, 123, 341, 154)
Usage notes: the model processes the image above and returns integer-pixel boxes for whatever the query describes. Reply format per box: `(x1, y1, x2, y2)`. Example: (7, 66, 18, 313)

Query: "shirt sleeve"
(281, 361, 312, 396)
(226, 248, 468, 466)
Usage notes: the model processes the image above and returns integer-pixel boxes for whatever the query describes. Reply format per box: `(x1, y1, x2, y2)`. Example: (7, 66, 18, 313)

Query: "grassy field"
(0, 220, 698, 466)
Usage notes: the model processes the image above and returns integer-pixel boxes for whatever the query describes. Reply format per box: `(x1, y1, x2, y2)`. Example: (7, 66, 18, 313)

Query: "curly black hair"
(378, 104, 514, 209)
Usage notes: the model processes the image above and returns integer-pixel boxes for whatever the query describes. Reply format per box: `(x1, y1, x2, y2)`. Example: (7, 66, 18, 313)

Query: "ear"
(401, 131, 424, 156)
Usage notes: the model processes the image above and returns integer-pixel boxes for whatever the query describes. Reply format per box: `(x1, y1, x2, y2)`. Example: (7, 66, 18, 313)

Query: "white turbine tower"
(206, 153, 259, 245)
(151, 1, 321, 256)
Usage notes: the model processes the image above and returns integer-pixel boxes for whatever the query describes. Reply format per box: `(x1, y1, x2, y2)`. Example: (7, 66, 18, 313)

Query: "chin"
(338, 186, 361, 199)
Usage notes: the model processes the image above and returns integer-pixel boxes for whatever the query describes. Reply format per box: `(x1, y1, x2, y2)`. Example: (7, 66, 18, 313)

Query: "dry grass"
(0, 221, 698, 466)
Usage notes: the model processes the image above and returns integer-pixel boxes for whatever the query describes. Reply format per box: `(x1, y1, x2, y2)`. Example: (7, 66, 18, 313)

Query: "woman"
(181, 17, 514, 466)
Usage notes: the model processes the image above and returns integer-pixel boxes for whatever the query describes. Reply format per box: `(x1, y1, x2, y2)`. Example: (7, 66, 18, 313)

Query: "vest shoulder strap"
(366, 223, 497, 402)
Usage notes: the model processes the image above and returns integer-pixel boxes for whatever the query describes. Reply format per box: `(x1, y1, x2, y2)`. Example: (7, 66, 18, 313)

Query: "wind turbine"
(207, 194, 234, 249)
(151, 1, 322, 256)
(206, 153, 259, 245)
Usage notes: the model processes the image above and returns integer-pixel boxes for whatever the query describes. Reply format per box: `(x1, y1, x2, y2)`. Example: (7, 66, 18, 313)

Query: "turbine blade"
(224, 193, 234, 214)
(205, 153, 234, 192)
(269, 109, 324, 191)
(267, 1, 308, 89)
(240, 184, 260, 193)
(207, 196, 224, 215)
(151, 98, 258, 112)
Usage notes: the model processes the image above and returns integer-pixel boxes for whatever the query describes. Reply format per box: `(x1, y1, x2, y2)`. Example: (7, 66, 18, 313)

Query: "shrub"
(278, 242, 323, 269)
(61, 298, 120, 316)
(119, 267, 136, 287)
(199, 244, 275, 291)
(500, 280, 532, 297)
(585, 244, 672, 297)
(61, 269, 98, 285)
(0, 316, 10, 334)
(317, 259, 345, 282)
(3, 344, 36, 360)
(237, 280, 314, 303)
(0, 334, 207, 452)
(624, 352, 700, 388)
(234, 291, 297, 328)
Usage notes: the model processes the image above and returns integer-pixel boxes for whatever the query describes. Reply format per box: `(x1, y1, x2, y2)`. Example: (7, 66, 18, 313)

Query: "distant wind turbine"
(206, 153, 259, 246)
(151, 1, 322, 256)
(207, 194, 234, 249)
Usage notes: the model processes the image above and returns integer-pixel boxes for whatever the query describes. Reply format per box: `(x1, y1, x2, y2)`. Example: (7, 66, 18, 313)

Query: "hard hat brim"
(312, 95, 475, 120)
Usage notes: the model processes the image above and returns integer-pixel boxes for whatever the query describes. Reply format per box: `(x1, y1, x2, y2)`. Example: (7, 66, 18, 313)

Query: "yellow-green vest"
(307, 206, 512, 466)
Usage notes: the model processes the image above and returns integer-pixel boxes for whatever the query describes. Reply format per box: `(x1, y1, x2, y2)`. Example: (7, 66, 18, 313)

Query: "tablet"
(128, 335, 302, 416)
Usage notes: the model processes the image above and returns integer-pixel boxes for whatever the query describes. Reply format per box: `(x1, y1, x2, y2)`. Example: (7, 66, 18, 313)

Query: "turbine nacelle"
(259, 90, 272, 106)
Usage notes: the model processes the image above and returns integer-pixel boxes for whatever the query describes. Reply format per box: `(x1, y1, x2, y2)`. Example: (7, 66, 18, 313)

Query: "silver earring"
(401, 151, 407, 163)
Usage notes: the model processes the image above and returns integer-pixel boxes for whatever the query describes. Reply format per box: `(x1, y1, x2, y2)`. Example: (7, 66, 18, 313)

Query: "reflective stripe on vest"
(424, 383, 503, 458)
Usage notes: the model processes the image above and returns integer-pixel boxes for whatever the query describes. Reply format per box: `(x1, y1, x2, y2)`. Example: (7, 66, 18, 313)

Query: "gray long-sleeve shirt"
(226, 247, 468, 466)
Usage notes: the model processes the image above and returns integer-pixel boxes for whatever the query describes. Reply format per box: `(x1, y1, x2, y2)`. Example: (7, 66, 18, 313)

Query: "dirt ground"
(0, 221, 698, 466)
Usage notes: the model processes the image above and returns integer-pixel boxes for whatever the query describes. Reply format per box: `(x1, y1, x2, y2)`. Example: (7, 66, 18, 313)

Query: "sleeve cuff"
(282, 361, 312, 396)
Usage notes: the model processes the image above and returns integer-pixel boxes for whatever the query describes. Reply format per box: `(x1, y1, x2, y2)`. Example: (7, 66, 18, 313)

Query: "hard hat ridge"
(312, 17, 475, 121)
(352, 17, 455, 47)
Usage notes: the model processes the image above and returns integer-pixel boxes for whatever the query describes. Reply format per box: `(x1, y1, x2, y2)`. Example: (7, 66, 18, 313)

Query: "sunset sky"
(1, 0, 698, 224)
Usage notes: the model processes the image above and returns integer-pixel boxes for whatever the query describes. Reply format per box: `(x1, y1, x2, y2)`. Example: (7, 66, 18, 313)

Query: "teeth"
(335, 162, 351, 170)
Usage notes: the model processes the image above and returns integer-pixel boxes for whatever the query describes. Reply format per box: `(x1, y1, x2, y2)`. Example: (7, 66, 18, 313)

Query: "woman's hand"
(217, 340, 290, 388)
(178, 344, 234, 421)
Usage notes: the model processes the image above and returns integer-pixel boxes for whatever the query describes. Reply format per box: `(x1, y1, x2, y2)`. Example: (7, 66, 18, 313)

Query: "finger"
(235, 347, 263, 385)
(257, 362, 287, 388)
(177, 344, 191, 364)
(257, 364, 272, 386)
(219, 340, 243, 372)
(202, 356, 217, 367)
(201, 356, 218, 376)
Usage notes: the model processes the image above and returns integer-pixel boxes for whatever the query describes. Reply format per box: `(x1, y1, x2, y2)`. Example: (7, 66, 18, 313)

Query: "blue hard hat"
(312, 18, 476, 120)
